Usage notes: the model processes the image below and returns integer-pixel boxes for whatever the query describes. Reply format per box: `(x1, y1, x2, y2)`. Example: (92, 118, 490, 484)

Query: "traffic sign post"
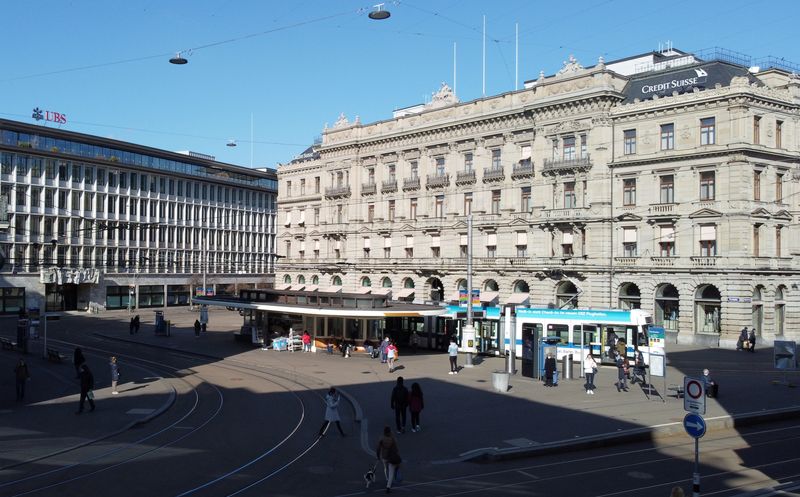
(683, 413, 706, 439)
(683, 376, 706, 415)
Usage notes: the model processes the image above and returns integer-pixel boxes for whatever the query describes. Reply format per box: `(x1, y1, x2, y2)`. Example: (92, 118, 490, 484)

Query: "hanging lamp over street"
(368, 3, 390, 20)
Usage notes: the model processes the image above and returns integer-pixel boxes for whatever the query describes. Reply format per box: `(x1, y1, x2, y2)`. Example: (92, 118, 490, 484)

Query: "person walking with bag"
(318, 387, 346, 437)
(380, 337, 390, 364)
(376, 425, 402, 493)
(390, 376, 409, 434)
(409, 382, 424, 432)
(76, 364, 95, 414)
(448, 338, 459, 374)
(387, 341, 398, 373)
(583, 350, 598, 395)
(615, 353, 628, 392)
(109, 356, 120, 395)
(14, 358, 30, 401)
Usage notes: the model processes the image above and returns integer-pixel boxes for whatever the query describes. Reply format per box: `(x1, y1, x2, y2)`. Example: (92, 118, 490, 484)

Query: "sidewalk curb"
(465, 405, 800, 462)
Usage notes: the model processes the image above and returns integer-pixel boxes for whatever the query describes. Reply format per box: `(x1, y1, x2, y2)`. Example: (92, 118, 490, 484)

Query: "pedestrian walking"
(129, 316, 135, 335)
(14, 358, 30, 401)
(447, 338, 459, 374)
(702, 368, 719, 398)
(583, 351, 598, 395)
(380, 337, 390, 363)
(302, 331, 312, 352)
(387, 341, 398, 373)
(109, 356, 120, 395)
(133, 314, 140, 334)
(73, 347, 86, 379)
(748, 329, 757, 353)
(615, 353, 629, 392)
(616, 339, 627, 361)
(390, 376, 409, 434)
(409, 382, 424, 432)
(737, 326, 748, 351)
(318, 387, 346, 437)
(376, 425, 402, 493)
(76, 364, 95, 413)
(194, 319, 201, 338)
(544, 352, 556, 387)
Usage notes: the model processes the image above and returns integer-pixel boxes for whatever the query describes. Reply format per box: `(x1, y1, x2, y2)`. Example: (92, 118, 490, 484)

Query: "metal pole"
(465, 214, 474, 367)
(41, 297, 47, 360)
(693, 437, 700, 497)
(580, 325, 585, 378)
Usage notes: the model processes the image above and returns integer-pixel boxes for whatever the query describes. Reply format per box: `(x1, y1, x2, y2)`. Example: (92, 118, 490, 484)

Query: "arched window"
(456, 279, 468, 291)
(655, 283, 679, 331)
(332, 275, 342, 286)
(618, 283, 641, 310)
(361, 277, 372, 287)
(752, 285, 764, 335)
(556, 281, 579, 309)
(403, 278, 415, 289)
(513, 280, 530, 294)
(381, 277, 393, 288)
(484, 279, 499, 291)
(694, 284, 721, 334)
(311, 275, 319, 285)
(428, 277, 444, 302)
(298, 275, 306, 284)
(283, 274, 291, 284)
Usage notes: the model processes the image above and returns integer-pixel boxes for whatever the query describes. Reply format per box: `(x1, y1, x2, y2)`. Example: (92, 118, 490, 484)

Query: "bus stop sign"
(684, 376, 706, 415)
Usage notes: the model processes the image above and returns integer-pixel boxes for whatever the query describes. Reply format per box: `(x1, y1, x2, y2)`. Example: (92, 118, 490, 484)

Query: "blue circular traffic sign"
(684, 413, 706, 439)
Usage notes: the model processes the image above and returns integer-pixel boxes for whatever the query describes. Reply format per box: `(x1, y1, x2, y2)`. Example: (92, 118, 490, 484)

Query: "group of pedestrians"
(377, 337, 401, 373)
(70, 347, 123, 413)
(737, 326, 757, 352)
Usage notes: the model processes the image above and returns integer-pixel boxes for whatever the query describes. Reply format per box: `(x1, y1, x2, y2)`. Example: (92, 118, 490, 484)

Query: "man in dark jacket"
(737, 327, 748, 351)
(748, 329, 757, 353)
(544, 353, 556, 387)
(77, 364, 95, 413)
(390, 376, 409, 434)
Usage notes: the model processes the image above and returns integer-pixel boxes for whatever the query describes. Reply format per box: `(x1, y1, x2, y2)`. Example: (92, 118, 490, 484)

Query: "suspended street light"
(226, 140, 237, 147)
(169, 52, 188, 65)
(368, 3, 391, 20)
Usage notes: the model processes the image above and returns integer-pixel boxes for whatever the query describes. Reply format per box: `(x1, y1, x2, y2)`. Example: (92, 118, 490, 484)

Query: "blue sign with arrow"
(684, 413, 706, 439)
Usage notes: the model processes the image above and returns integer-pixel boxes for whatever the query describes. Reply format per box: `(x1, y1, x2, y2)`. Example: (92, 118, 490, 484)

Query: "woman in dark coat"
(73, 347, 86, 379)
(77, 364, 95, 413)
(544, 353, 557, 387)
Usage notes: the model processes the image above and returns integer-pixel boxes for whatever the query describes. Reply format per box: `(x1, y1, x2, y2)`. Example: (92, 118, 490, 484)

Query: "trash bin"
(561, 354, 573, 380)
(492, 370, 510, 393)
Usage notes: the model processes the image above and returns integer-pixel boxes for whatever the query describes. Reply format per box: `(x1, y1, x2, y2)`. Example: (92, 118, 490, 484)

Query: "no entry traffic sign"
(684, 376, 706, 415)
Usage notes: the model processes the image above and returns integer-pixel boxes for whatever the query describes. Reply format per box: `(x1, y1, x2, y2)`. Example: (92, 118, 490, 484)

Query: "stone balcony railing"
(541, 206, 590, 220)
(542, 154, 592, 175)
(511, 161, 534, 179)
(324, 185, 351, 198)
(614, 257, 638, 266)
(402, 177, 420, 191)
(483, 166, 505, 182)
(426, 173, 450, 189)
(455, 170, 476, 185)
(649, 203, 677, 215)
(361, 182, 377, 195)
(381, 179, 398, 193)
(690, 256, 718, 267)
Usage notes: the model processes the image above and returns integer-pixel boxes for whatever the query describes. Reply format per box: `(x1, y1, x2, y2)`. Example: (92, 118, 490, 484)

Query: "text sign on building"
(32, 107, 67, 125)
(684, 376, 706, 415)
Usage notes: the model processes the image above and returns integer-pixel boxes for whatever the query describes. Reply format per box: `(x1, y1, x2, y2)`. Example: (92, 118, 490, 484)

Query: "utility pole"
(464, 214, 475, 367)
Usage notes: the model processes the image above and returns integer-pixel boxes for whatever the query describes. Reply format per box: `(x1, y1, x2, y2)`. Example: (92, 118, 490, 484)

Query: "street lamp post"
(463, 214, 475, 367)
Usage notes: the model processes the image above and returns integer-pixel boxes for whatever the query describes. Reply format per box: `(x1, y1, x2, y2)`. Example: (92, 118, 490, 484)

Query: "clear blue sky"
(1, 0, 797, 169)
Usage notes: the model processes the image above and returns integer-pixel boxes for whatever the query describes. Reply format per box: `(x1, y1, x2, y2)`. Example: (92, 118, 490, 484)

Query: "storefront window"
(694, 284, 721, 333)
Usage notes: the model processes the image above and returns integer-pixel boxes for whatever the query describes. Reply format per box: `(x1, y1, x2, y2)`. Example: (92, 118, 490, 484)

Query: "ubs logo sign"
(32, 107, 67, 125)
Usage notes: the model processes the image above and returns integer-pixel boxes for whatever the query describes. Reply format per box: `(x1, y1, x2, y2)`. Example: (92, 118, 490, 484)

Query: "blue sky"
(1, 0, 798, 169)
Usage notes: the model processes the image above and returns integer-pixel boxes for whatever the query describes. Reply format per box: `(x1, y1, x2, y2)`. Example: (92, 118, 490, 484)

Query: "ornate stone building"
(277, 48, 800, 348)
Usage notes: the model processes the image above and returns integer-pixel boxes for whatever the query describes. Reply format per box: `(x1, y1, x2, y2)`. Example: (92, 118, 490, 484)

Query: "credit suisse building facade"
(0, 118, 278, 313)
(277, 48, 800, 348)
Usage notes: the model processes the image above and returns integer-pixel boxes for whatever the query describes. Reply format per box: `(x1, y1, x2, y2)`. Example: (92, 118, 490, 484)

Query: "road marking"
(126, 408, 156, 415)
(516, 470, 539, 479)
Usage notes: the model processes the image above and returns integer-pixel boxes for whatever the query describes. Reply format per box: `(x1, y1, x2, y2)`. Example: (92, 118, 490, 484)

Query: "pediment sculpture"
(426, 82, 459, 109)
(556, 55, 584, 76)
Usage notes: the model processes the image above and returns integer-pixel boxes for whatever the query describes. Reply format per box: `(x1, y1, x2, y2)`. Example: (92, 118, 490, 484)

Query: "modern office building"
(0, 118, 278, 313)
(276, 47, 800, 349)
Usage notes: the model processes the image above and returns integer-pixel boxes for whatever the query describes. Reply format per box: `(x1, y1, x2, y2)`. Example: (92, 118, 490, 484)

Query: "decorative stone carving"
(426, 82, 459, 109)
(556, 55, 583, 76)
(334, 113, 349, 129)
(597, 56, 605, 70)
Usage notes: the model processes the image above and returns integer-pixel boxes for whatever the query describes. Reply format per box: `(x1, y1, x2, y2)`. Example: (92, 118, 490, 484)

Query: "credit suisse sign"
(32, 107, 67, 125)
(624, 61, 755, 102)
(640, 68, 707, 95)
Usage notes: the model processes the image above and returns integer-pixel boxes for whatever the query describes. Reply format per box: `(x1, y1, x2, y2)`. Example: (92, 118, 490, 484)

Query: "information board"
(649, 351, 665, 377)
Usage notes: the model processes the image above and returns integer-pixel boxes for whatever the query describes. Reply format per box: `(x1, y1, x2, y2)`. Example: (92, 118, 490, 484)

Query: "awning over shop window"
(363, 238, 371, 249)
(384, 237, 392, 248)
(623, 227, 637, 243)
(506, 293, 530, 305)
(460, 235, 468, 245)
(480, 291, 499, 304)
(406, 237, 414, 248)
(486, 233, 497, 246)
(660, 226, 675, 241)
(304, 285, 319, 292)
(562, 231, 574, 244)
(274, 283, 290, 290)
(289, 284, 305, 291)
(516, 232, 528, 246)
(431, 235, 440, 247)
(355, 287, 372, 294)
(395, 288, 415, 299)
(700, 225, 716, 241)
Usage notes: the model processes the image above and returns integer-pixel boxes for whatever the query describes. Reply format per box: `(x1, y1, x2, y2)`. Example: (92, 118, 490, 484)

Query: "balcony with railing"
(541, 206, 590, 220)
(455, 170, 476, 185)
(614, 257, 639, 266)
(361, 182, 377, 195)
(482, 166, 505, 182)
(511, 160, 534, 179)
(402, 177, 420, 191)
(690, 256, 718, 267)
(426, 173, 450, 189)
(381, 179, 398, 193)
(650, 256, 676, 267)
(324, 185, 351, 198)
(542, 154, 592, 175)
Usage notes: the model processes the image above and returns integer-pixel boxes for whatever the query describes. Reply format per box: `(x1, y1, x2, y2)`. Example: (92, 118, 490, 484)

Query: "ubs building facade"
(0, 118, 278, 313)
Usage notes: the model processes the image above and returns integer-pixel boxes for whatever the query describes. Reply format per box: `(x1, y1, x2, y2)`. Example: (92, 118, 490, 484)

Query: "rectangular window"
(119, 172, 127, 189)
(70, 190, 80, 210)
(409, 198, 417, 220)
(410, 161, 418, 179)
(753, 225, 760, 257)
(776, 120, 783, 148)
(31, 187, 40, 207)
(315, 176, 321, 193)
(700, 225, 717, 256)
(464, 193, 473, 215)
(776, 226, 782, 257)
(491, 149, 502, 169)
(622, 178, 636, 206)
(30, 158, 42, 178)
(660, 123, 674, 150)
(659, 225, 675, 256)
(660, 175, 674, 203)
(700, 117, 715, 145)
(776, 173, 784, 203)
(623, 129, 636, 155)
(405, 236, 413, 258)
(754, 171, 761, 201)
(431, 236, 440, 258)
(521, 187, 531, 213)
(367, 203, 375, 223)
(699, 171, 715, 201)
(622, 227, 637, 256)
(464, 152, 473, 171)
(45, 160, 56, 180)
(563, 136, 576, 160)
(580, 134, 587, 158)
(491, 190, 501, 214)
(753, 116, 761, 145)
(562, 230, 574, 256)
(564, 182, 576, 208)
(300, 179, 306, 195)
(435, 195, 444, 218)
(314, 207, 320, 225)
(388, 200, 395, 221)
(460, 234, 468, 257)
(515, 232, 528, 257)
(435, 157, 445, 176)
